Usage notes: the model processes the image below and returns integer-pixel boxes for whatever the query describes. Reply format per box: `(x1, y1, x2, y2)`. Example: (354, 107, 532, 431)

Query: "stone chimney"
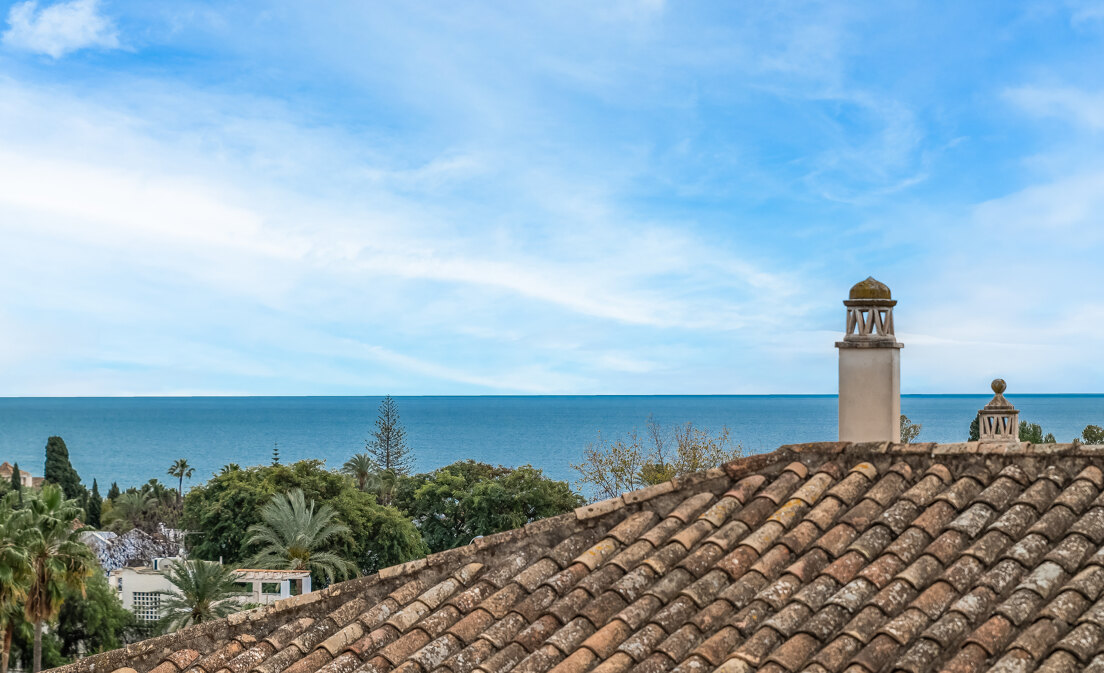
(978, 378, 1019, 441)
(836, 277, 904, 442)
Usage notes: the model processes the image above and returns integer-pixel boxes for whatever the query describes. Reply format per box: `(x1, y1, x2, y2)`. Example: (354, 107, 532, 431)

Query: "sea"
(1, 395, 1103, 491)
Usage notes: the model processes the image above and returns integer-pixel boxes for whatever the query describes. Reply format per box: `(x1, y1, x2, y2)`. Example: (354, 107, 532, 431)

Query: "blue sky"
(3, 1, 1104, 395)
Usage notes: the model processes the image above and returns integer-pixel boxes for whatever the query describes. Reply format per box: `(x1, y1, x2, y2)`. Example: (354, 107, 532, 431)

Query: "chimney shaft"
(836, 277, 904, 442)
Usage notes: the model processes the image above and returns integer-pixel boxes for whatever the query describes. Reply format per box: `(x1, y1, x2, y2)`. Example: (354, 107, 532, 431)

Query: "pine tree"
(366, 395, 413, 475)
(271, 442, 280, 466)
(106, 482, 120, 501)
(87, 479, 102, 528)
(10, 461, 21, 493)
(43, 436, 84, 501)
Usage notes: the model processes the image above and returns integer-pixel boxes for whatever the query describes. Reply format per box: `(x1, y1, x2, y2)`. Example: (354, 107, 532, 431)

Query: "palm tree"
(105, 491, 153, 531)
(341, 453, 377, 490)
(0, 493, 30, 673)
(246, 490, 355, 584)
(364, 468, 399, 506)
(156, 559, 245, 632)
(22, 484, 96, 672)
(167, 459, 194, 504)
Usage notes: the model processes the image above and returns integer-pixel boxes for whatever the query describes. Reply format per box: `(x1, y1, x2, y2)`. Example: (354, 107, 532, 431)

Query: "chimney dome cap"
(849, 277, 892, 300)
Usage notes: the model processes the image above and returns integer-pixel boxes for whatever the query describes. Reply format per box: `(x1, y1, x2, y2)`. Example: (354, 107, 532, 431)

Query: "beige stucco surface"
(838, 346, 900, 442)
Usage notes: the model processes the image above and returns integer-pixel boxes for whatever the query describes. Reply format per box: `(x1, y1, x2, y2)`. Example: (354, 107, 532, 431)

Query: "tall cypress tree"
(44, 435, 84, 500)
(11, 460, 22, 504)
(87, 479, 102, 528)
(106, 482, 120, 501)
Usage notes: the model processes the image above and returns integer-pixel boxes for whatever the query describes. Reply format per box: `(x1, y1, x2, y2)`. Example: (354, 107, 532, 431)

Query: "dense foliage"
(1019, 421, 1056, 444)
(43, 437, 84, 502)
(393, 461, 583, 553)
(102, 479, 178, 533)
(53, 572, 136, 657)
(246, 489, 355, 583)
(182, 460, 426, 580)
(1082, 425, 1104, 444)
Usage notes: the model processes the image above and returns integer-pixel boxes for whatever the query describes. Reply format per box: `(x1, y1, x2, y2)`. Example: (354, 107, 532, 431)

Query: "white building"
(109, 558, 313, 624)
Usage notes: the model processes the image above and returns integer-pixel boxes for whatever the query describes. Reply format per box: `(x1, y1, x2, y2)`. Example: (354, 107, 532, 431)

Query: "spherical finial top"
(991, 378, 1006, 394)
(848, 276, 892, 300)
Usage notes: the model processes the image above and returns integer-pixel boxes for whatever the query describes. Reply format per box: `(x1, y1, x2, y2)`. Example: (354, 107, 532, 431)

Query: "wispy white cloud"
(5, 2, 1104, 395)
(1006, 86, 1104, 131)
(2, 0, 119, 58)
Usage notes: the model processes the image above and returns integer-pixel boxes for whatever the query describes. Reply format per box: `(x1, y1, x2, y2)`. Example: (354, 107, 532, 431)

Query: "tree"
(22, 484, 96, 672)
(106, 482, 120, 502)
(86, 480, 102, 529)
(8, 464, 20, 500)
(271, 442, 280, 466)
(156, 560, 245, 632)
(342, 453, 377, 490)
(0, 493, 31, 673)
(43, 437, 83, 502)
(367, 396, 413, 475)
(572, 419, 741, 500)
(167, 459, 194, 504)
(103, 492, 153, 532)
(182, 460, 425, 579)
(246, 490, 356, 584)
(1019, 421, 1056, 444)
(1082, 425, 1104, 444)
(54, 571, 135, 657)
(968, 415, 980, 441)
(394, 461, 584, 553)
(900, 415, 922, 443)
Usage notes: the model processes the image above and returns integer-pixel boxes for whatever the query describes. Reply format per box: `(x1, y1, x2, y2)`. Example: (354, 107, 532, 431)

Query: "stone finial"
(979, 379, 1019, 441)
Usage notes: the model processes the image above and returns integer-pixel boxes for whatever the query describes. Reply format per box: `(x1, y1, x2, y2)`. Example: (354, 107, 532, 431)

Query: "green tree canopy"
(1019, 421, 1056, 444)
(1082, 425, 1104, 444)
(43, 437, 83, 502)
(393, 461, 584, 554)
(54, 571, 135, 657)
(182, 460, 425, 581)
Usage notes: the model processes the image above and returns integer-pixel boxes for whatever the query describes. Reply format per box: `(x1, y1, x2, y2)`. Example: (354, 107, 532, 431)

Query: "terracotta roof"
(53, 441, 1104, 673)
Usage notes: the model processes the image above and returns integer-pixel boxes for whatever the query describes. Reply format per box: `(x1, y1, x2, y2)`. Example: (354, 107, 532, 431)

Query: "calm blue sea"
(1, 395, 1102, 491)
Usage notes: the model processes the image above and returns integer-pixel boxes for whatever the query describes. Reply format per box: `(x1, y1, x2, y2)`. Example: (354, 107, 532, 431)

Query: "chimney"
(978, 379, 1019, 441)
(836, 277, 904, 442)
